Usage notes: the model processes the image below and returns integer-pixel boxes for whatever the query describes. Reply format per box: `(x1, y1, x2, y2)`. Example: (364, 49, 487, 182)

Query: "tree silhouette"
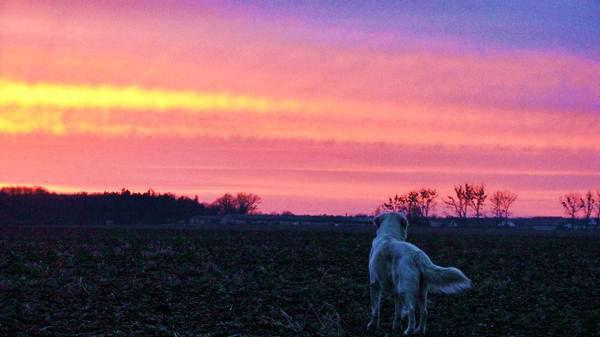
(379, 194, 407, 214)
(418, 188, 438, 219)
(212, 193, 238, 215)
(596, 191, 600, 223)
(377, 188, 438, 222)
(211, 192, 262, 215)
(235, 192, 262, 214)
(444, 184, 469, 218)
(468, 184, 487, 218)
(559, 192, 584, 220)
(0, 186, 212, 226)
(582, 191, 596, 220)
(406, 191, 422, 218)
(490, 190, 518, 220)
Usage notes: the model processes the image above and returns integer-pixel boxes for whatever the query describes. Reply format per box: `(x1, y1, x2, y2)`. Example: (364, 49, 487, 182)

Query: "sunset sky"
(1, 1, 599, 216)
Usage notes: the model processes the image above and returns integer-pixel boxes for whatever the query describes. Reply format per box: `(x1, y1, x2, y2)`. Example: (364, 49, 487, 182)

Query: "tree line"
(377, 183, 518, 223)
(559, 191, 600, 222)
(443, 183, 518, 221)
(0, 186, 261, 226)
(378, 184, 600, 224)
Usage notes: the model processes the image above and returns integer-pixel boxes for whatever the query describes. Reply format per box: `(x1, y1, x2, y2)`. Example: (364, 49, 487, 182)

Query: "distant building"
(429, 220, 442, 227)
(185, 213, 372, 228)
(497, 220, 516, 228)
(532, 225, 556, 231)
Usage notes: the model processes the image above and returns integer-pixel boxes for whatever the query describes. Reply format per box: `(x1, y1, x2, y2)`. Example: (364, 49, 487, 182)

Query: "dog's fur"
(367, 212, 471, 335)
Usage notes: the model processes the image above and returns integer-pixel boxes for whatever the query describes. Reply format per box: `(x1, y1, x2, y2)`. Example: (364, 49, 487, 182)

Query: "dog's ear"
(373, 213, 385, 229)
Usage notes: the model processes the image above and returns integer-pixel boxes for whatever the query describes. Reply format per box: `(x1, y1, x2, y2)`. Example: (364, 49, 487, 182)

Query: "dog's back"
(369, 235, 421, 292)
(370, 236, 471, 294)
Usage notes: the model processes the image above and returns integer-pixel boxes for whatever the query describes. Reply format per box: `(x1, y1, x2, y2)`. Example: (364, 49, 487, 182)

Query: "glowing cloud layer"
(0, 79, 303, 113)
(2, 79, 599, 150)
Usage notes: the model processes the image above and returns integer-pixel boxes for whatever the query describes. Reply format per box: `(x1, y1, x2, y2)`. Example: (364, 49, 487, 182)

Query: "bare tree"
(444, 184, 469, 218)
(379, 194, 417, 217)
(379, 194, 406, 214)
(377, 188, 437, 220)
(582, 191, 596, 220)
(212, 192, 262, 215)
(596, 191, 600, 223)
(213, 193, 237, 215)
(559, 192, 584, 220)
(490, 190, 518, 220)
(235, 192, 262, 214)
(418, 188, 438, 218)
(468, 184, 487, 218)
(406, 191, 422, 218)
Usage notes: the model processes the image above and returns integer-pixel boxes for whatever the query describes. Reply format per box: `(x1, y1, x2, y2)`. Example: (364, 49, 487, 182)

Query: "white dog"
(368, 212, 471, 335)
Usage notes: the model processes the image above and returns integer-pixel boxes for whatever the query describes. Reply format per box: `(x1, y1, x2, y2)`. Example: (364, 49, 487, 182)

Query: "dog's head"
(373, 212, 409, 240)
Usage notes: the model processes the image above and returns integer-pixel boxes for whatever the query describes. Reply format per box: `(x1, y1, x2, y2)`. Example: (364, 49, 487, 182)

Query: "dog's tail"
(414, 250, 471, 294)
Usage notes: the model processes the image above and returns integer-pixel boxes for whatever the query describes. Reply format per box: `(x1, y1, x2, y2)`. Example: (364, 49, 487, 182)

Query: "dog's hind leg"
(403, 288, 418, 335)
(367, 282, 382, 330)
(393, 293, 404, 332)
(415, 281, 428, 335)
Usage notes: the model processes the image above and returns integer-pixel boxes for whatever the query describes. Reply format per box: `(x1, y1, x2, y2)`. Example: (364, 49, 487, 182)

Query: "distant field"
(1, 226, 598, 337)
